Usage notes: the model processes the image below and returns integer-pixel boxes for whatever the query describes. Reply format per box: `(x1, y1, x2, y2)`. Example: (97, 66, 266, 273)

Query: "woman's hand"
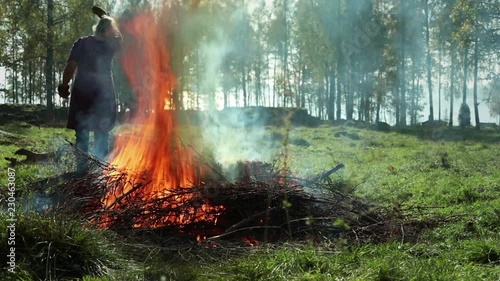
(58, 84, 70, 99)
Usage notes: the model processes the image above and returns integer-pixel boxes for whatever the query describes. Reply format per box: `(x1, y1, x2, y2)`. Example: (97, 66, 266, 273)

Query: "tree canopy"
(0, 0, 498, 126)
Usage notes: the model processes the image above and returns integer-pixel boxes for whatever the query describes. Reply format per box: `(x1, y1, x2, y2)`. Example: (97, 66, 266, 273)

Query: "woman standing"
(58, 13, 122, 175)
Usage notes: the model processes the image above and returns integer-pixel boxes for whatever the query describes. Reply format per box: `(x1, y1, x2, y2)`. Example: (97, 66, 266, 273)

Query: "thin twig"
(207, 226, 287, 241)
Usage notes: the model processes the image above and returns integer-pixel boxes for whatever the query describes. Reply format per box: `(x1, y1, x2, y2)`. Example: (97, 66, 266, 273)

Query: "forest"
(1, 0, 499, 127)
(1, 1, 500, 280)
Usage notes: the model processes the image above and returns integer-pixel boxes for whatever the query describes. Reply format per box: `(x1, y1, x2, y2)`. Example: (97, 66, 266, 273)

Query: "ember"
(242, 236, 259, 247)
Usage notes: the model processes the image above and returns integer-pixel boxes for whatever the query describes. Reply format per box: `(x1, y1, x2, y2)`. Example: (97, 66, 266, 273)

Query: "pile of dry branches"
(29, 157, 456, 244)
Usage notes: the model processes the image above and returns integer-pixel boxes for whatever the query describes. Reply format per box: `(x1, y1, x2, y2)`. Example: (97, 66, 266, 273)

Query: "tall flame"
(112, 10, 196, 190)
(102, 9, 219, 228)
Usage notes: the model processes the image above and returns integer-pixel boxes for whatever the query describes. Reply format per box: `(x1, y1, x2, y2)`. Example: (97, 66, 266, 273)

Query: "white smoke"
(194, 6, 279, 168)
(201, 109, 279, 168)
(198, 28, 230, 104)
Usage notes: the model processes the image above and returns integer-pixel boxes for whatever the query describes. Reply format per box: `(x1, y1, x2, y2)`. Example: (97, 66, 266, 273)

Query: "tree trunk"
(10, 17, 18, 104)
(272, 54, 277, 107)
(425, 0, 433, 121)
(13, 62, 17, 104)
(12, 33, 18, 104)
(223, 89, 228, 109)
(300, 65, 306, 108)
(38, 58, 43, 103)
(415, 76, 421, 124)
(242, 66, 247, 107)
(53, 63, 57, 106)
(23, 62, 27, 104)
(416, 77, 421, 123)
(29, 60, 33, 104)
(335, 0, 342, 120)
(265, 51, 270, 106)
(376, 97, 381, 123)
(46, 0, 54, 110)
(2, 70, 6, 102)
(283, 0, 290, 108)
(411, 72, 416, 125)
(449, 49, 456, 127)
(255, 62, 261, 106)
(328, 66, 335, 120)
(376, 71, 382, 123)
(358, 75, 363, 121)
(366, 74, 372, 122)
(336, 73, 342, 120)
(346, 71, 353, 120)
(195, 49, 201, 109)
(473, 36, 480, 129)
(15, 64, 19, 104)
(438, 43, 442, 120)
(400, 59, 406, 125)
(462, 46, 468, 104)
(174, 45, 185, 110)
(399, 0, 407, 126)
(394, 84, 399, 124)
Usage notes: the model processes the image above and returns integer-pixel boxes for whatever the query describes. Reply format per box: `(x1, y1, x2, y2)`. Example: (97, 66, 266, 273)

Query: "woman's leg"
(75, 129, 90, 174)
(93, 130, 109, 161)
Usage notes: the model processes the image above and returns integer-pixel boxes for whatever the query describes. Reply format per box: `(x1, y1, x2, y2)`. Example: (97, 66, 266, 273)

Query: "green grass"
(0, 121, 75, 192)
(0, 120, 499, 280)
(0, 212, 124, 280)
(207, 241, 499, 280)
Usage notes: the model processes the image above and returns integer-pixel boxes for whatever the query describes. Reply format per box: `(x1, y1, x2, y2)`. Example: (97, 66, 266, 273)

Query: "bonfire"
(88, 9, 352, 240)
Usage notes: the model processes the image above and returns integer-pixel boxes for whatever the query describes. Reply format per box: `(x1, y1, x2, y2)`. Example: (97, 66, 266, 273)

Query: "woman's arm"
(58, 60, 78, 98)
(62, 60, 78, 86)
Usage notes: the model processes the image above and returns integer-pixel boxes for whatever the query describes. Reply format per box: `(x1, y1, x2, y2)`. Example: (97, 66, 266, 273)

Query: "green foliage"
(1, 0, 499, 124)
(1, 0, 95, 106)
(332, 218, 350, 230)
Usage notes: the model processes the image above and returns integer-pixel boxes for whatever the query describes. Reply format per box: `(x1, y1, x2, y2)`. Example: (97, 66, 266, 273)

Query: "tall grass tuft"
(0, 212, 122, 280)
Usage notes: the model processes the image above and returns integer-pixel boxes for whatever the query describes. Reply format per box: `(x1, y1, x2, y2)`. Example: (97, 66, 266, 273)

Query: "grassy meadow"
(0, 119, 499, 280)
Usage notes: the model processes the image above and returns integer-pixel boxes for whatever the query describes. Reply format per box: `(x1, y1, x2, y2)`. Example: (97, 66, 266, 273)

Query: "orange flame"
(102, 9, 222, 228)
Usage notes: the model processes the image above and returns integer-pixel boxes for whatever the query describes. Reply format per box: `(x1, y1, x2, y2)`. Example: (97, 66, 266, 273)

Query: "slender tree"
(472, 34, 480, 129)
(424, 0, 433, 121)
(438, 42, 442, 120)
(399, 0, 407, 125)
(449, 47, 456, 127)
(46, 0, 54, 110)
